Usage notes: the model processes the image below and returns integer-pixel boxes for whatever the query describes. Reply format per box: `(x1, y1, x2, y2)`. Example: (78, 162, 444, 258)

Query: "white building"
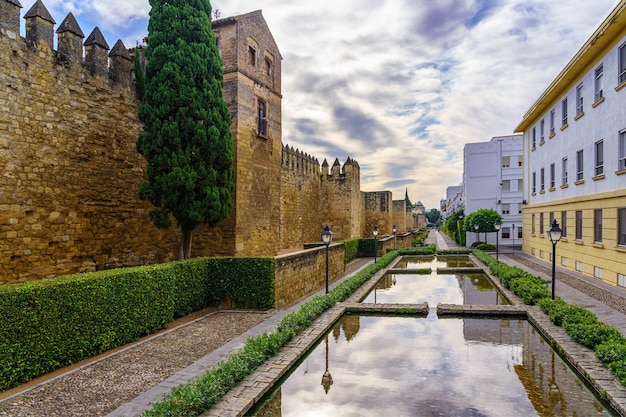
(441, 185, 463, 220)
(463, 135, 524, 247)
(514, 1, 626, 286)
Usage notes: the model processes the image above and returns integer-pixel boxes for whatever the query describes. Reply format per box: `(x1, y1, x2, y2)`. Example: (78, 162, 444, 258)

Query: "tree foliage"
(137, 0, 234, 259)
(463, 208, 503, 234)
(425, 208, 440, 225)
(443, 210, 465, 245)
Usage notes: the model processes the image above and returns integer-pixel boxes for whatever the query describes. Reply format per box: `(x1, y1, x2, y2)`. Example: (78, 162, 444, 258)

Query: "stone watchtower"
(211, 11, 283, 256)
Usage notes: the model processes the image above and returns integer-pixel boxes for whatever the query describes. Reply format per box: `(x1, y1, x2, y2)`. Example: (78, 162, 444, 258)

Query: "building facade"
(463, 135, 524, 247)
(441, 185, 463, 221)
(515, 1, 626, 286)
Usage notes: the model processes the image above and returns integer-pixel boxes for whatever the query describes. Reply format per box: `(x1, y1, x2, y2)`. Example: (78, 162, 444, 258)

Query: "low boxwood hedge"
(343, 239, 359, 263)
(0, 256, 274, 391)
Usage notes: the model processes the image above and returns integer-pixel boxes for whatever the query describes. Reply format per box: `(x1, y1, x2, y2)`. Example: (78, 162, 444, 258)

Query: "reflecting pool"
(393, 255, 475, 269)
(250, 315, 616, 417)
(360, 272, 509, 305)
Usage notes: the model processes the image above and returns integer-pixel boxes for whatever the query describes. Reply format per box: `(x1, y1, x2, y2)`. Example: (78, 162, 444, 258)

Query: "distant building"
(463, 135, 523, 246)
(514, 1, 626, 285)
(441, 185, 463, 220)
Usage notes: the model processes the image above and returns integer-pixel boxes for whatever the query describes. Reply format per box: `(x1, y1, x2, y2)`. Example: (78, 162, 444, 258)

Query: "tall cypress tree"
(137, 0, 234, 260)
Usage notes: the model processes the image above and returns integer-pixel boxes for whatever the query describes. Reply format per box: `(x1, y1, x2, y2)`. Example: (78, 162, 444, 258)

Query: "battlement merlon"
(281, 144, 321, 177)
(1, 0, 133, 86)
(0, 0, 21, 34)
(24, 0, 54, 50)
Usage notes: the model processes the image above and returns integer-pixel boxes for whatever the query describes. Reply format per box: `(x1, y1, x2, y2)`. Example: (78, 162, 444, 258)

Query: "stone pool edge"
(202, 256, 626, 417)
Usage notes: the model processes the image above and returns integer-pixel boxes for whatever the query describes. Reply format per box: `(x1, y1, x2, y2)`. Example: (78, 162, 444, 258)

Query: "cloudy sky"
(18, 0, 620, 209)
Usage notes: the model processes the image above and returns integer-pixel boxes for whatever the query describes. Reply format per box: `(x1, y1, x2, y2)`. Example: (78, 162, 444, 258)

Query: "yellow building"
(515, 1, 626, 286)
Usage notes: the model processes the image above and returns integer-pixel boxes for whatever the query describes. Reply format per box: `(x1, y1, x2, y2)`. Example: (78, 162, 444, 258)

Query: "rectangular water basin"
(249, 314, 617, 416)
(360, 272, 510, 305)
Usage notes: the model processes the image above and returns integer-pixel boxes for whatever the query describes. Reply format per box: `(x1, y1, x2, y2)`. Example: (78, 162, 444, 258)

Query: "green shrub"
(476, 243, 495, 251)
(563, 321, 623, 350)
(398, 245, 436, 255)
(596, 340, 626, 364)
(436, 249, 472, 255)
(508, 276, 550, 305)
(0, 257, 275, 391)
(607, 360, 626, 386)
(343, 239, 359, 263)
(470, 241, 484, 248)
(207, 257, 274, 310)
(358, 238, 376, 257)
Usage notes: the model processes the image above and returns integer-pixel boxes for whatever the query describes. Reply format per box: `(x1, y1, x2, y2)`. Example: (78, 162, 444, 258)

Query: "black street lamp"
(547, 219, 563, 300)
(373, 226, 379, 263)
(321, 224, 333, 294)
(392, 224, 397, 250)
(494, 219, 501, 260)
(512, 224, 516, 252)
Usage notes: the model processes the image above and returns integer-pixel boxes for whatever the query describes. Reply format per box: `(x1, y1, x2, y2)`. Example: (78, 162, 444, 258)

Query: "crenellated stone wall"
(0, 2, 417, 283)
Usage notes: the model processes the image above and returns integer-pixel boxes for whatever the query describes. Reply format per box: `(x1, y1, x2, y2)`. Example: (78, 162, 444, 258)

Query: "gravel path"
(0, 311, 271, 417)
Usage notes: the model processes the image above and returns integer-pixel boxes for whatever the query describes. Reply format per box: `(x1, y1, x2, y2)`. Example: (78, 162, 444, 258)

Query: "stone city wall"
(274, 243, 344, 308)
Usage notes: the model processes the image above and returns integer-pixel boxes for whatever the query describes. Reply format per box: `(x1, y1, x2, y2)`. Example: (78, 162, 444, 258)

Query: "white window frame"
(576, 83, 583, 115)
(595, 140, 604, 176)
(617, 42, 626, 84)
(619, 130, 626, 171)
(561, 98, 568, 126)
(562, 157, 568, 185)
(576, 150, 584, 181)
(595, 64, 603, 101)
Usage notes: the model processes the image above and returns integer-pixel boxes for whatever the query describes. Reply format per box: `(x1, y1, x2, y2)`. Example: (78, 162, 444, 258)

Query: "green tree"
(425, 208, 440, 225)
(444, 210, 465, 245)
(137, 0, 234, 260)
(464, 208, 502, 244)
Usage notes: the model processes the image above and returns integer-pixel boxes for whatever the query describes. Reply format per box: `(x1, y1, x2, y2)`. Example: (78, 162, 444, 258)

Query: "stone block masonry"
(0, 2, 418, 282)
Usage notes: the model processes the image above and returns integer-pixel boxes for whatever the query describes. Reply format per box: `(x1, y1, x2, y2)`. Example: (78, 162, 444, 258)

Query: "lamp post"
(321, 224, 333, 294)
(512, 224, 516, 252)
(373, 226, 379, 263)
(494, 219, 501, 260)
(321, 335, 333, 394)
(547, 219, 562, 300)
(474, 222, 479, 244)
(392, 224, 397, 250)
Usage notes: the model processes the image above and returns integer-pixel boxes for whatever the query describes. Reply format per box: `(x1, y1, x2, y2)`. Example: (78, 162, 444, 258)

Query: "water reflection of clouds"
(276, 316, 533, 416)
(362, 273, 464, 305)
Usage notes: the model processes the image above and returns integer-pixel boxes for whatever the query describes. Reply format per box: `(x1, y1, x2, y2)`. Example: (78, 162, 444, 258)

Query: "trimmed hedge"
(141, 251, 399, 417)
(0, 257, 274, 391)
(343, 239, 359, 263)
(397, 244, 436, 255)
(357, 238, 377, 257)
